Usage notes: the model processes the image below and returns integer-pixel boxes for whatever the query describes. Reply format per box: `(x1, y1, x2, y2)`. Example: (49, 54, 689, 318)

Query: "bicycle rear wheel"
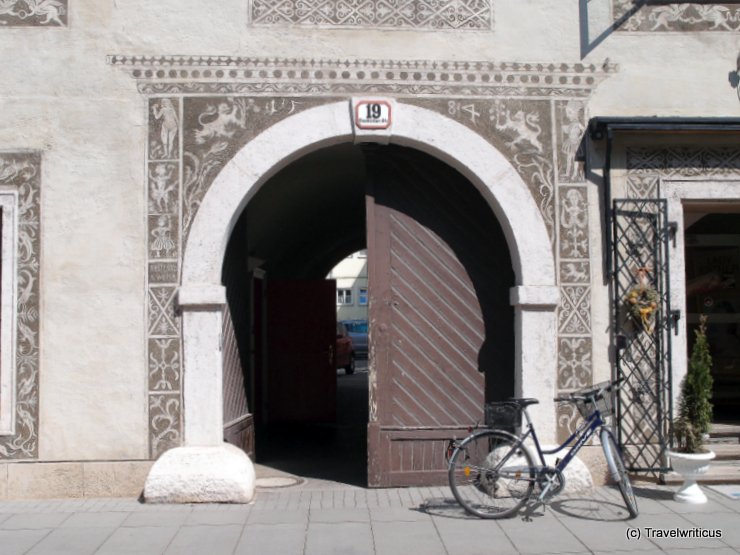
(600, 427, 638, 518)
(448, 429, 534, 519)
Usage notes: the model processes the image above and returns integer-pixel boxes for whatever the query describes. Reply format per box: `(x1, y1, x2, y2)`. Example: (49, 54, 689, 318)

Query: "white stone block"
(540, 446, 594, 493)
(144, 444, 256, 504)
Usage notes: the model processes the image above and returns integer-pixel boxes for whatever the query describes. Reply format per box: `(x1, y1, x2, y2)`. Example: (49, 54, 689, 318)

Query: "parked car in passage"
(336, 322, 355, 374)
(340, 319, 368, 359)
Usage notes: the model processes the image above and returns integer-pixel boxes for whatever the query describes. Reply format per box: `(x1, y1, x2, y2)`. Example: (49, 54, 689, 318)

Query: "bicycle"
(446, 379, 638, 519)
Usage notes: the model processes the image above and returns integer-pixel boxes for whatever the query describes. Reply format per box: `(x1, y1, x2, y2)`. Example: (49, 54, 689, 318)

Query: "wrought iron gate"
(611, 199, 674, 473)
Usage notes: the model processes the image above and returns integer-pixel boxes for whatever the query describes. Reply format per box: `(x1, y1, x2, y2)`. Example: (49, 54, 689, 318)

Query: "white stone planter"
(667, 450, 715, 504)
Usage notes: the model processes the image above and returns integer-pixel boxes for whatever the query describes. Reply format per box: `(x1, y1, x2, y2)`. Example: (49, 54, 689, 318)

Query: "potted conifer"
(667, 315, 715, 504)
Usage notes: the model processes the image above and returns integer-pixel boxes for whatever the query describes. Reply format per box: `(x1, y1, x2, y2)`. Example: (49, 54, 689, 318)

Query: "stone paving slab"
(163, 524, 243, 555)
(0, 483, 737, 554)
(233, 522, 306, 555)
(0, 529, 53, 555)
(25, 526, 114, 555)
(306, 521, 374, 555)
(432, 515, 520, 555)
(95, 527, 179, 555)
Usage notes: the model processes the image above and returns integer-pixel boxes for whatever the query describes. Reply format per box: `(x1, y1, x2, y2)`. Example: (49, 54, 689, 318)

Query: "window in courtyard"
(337, 288, 353, 306)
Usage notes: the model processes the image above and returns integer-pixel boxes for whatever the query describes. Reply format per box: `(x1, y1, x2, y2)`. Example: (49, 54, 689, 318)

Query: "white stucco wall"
(37, 97, 148, 460)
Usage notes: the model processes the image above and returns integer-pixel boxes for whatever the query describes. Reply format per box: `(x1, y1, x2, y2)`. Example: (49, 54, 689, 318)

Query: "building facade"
(1, 1, 739, 500)
(328, 251, 368, 321)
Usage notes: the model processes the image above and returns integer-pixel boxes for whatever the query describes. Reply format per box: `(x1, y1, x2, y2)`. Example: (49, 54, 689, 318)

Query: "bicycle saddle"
(507, 398, 539, 408)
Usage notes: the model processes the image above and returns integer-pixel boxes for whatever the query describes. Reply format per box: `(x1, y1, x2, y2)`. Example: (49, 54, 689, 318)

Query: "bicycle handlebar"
(553, 377, 624, 404)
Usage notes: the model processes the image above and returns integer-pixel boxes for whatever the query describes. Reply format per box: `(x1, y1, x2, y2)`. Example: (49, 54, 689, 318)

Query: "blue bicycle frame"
(514, 402, 604, 479)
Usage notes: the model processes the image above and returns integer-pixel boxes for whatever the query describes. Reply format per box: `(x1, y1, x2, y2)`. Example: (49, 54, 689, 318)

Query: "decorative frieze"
(249, 0, 493, 30)
(614, 1, 740, 32)
(145, 96, 183, 458)
(627, 146, 740, 178)
(626, 146, 740, 200)
(0, 0, 66, 26)
(109, 56, 617, 99)
(553, 94, 592, 442)
(0, 152, 41, 460)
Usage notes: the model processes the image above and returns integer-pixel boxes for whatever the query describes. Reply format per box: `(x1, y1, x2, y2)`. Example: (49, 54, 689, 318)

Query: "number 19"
(366, 103, 382, 119)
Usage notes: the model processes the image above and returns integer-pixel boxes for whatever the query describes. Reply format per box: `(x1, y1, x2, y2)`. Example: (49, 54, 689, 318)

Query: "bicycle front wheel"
(600, 427, 638, 518)
(448, 429, 535, 519)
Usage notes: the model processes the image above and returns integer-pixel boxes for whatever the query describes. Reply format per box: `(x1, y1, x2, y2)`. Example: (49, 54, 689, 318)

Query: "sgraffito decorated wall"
(107, 55, 615, 452)
(0, 0, 738, 495)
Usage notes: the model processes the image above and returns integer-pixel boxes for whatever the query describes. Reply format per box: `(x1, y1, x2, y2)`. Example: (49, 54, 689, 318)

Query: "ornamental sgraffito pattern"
(145, 92, 329, 457)
(626, 147, 740, 204)
(554, 102, 592, 441)
(0, 152, 41, 460)
(0, 0, 66, 26)
(181, 96, 323, 241)
(250, 0, 492, 30)
(614, 1, 740, 32)
(109, 56, 614, 456)
(146, 96, 181, 457)
(410, 98, 556, 239)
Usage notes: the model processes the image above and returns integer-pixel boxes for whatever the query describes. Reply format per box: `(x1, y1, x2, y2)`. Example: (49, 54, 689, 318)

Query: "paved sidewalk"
(0, 478, 738, 555)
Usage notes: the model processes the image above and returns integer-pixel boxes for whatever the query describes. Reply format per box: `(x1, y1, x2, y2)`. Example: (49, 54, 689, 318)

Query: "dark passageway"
(256, 365, 369, 486)
(222, 143, 514, 487)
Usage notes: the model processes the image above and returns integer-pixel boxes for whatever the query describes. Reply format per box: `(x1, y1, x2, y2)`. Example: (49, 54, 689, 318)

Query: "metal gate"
(611, 198, 674, 473)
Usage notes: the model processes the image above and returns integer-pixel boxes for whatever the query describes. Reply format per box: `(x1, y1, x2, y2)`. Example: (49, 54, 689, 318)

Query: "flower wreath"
(625, 285, 659, 333)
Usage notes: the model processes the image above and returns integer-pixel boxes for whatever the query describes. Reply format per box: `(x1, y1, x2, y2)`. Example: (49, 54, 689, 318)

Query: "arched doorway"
(148, 101, 559, 502)
(221, 144, 370, 485)
(221, 143, 517, 486)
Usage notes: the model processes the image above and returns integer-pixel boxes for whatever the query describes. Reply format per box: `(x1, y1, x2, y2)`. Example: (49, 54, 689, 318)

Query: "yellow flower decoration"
(625, 285, 659, 333)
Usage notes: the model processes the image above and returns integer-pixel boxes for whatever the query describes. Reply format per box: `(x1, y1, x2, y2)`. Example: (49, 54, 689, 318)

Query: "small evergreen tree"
(674, 315, 714, 453)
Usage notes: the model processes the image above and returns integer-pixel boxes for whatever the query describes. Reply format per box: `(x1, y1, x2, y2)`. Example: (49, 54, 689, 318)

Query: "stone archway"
(144, 99, 559, 502)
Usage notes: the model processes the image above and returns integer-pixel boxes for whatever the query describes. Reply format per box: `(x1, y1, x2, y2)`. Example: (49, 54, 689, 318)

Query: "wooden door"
(366, 147, 514, 486)
(266, 280, 337, 423)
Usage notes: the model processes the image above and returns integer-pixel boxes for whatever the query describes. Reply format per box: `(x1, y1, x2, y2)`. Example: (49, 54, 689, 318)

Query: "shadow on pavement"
(548, 497, 633, 522)
(255, 362, 369, 487)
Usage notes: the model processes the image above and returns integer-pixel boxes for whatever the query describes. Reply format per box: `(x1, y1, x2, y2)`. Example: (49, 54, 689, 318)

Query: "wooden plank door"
(266, 280, 337, 423)
(366, 147, 514, 486)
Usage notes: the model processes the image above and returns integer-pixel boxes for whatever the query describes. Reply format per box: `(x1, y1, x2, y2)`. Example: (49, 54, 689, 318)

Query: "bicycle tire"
(600, 427, 639, 518)
(448, 429, 535, 519)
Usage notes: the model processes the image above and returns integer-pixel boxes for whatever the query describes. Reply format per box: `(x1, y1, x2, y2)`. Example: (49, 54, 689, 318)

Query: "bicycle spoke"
(448, 430, 534, 518)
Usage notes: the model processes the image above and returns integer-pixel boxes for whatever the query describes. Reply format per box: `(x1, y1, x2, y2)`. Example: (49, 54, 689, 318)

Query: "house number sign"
(355, 100, 392, 130)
